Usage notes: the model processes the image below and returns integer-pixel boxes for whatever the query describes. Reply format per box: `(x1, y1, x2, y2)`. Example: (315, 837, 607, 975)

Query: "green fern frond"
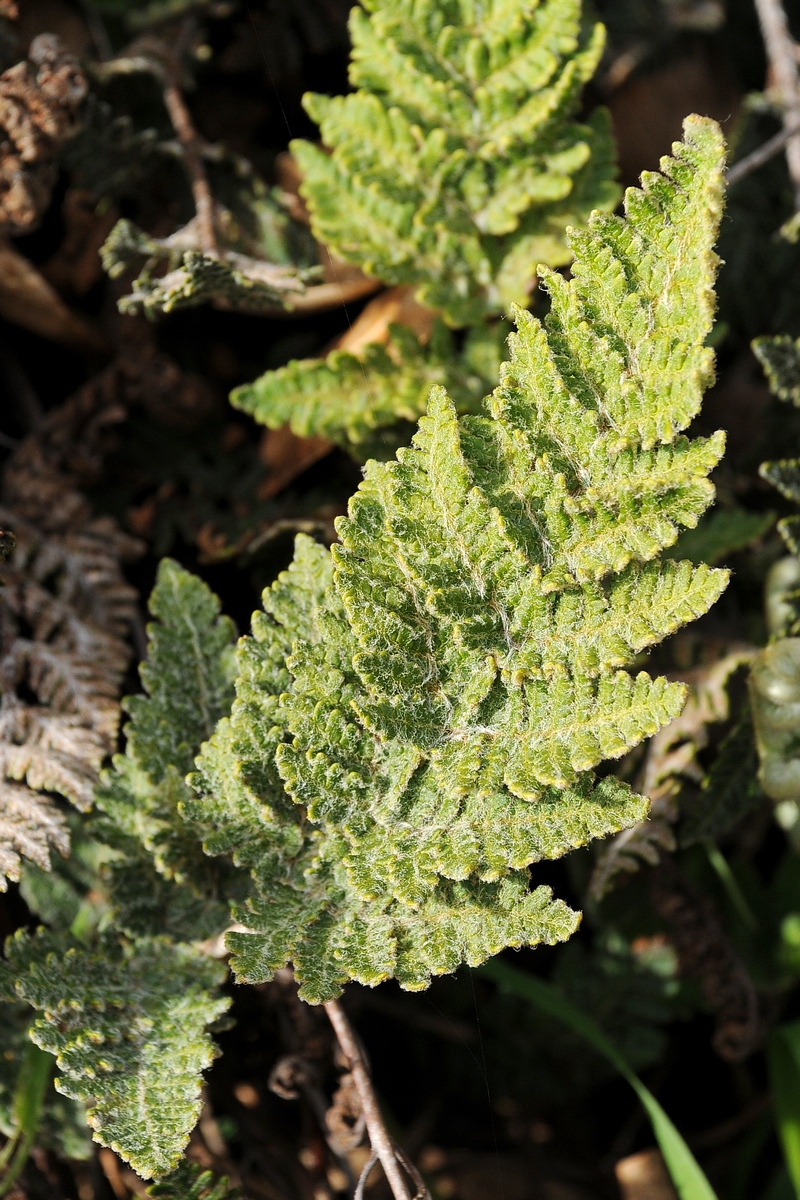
(95, 560, 239, 938)
(190, 117, 728, 1003)
(1, 931, 229, 1178)
(231, 322, 504, 458)
(292, 0, 619, 325)
(101, 220, 319, 318)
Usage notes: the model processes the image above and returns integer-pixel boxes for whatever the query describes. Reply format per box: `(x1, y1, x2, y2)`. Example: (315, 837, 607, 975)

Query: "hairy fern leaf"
(1, 931, 229, 1178)
(95, 560, 240, 938)
(292, 0, 619, 325)
(191, 117, 728, 1002)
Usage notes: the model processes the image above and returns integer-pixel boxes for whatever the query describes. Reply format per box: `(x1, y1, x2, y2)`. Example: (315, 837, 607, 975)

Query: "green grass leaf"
(769, 1021, 800, 1198)
(480, 958, 718, 1200)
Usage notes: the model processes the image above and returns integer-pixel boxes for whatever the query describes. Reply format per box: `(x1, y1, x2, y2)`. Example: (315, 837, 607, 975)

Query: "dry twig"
(726, 114, 800, 187)
(161, 18, 218, 258)
(324, 999, 429, 1200)
(754, 0, 800, 205)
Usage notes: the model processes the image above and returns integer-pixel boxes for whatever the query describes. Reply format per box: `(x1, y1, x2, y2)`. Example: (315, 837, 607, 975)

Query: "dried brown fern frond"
(0, 388, 141, 890)
(0, 34, 87, 235)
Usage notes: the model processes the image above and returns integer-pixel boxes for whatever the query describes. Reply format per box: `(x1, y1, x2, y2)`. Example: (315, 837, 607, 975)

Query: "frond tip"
(190, 116, 729, 1002)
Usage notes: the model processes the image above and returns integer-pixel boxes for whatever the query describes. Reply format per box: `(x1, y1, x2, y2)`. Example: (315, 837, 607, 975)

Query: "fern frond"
(0, 783, 70, 891)
(95, 560, 240, 937)
(190, 117, 728, 1002)
(681, 710, 763, 846)
(2, 930, 229, 1178)
(231, 322, 502, 458)
(101, 220, 318, 318)
(589, 649, 753, 900)
(0, 502, 137, 889)
(751, 335, 800, 805)
(292, 0, 619, 325)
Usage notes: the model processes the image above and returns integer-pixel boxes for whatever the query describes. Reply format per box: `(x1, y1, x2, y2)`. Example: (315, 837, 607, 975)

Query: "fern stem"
(323, 1000, 420, 1200)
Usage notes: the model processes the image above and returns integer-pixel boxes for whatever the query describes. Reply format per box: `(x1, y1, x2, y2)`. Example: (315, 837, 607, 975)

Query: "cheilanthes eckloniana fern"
(749, 336, 800, 808)
(0, 932, 229, 1178)
(187, 116, 729, 1003)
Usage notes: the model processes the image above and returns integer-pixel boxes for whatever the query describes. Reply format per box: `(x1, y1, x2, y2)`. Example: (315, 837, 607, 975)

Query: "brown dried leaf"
(324, 1072, 364, 1154)
(0, 383, 141, 888)
(0, 33, 87, 235)
(0, 238, 106, 350)
(0, 779, 69, 890)
(257, 426, 332, 499)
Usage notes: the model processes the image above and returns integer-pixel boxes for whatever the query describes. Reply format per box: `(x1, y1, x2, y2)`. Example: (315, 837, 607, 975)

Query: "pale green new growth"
(1, 931, 229, 1178)
(189, 117, 729, 1003)
(292, 0, 619, 326)
(232, 322, 503, 458)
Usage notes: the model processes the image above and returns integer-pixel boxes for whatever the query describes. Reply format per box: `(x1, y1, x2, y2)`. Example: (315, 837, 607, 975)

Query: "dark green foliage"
(681, 710, 765, 846)
(147, 1162, 241, 1200)
(754, 335, 800, 407)
(1, 931, 229, 1178)
(62, 98, 162, 202)
(101, 221, 318, 318)
(445, 932, 679, 1111)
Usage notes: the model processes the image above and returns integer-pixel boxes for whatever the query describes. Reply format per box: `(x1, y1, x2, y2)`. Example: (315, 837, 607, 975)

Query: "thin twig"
(161, 19, 218, 258)
(753, 0, 800, 205)
(726, 114, 800, 186)
(354, 1151, 379, 1200)
(324, 999, 417, 1200)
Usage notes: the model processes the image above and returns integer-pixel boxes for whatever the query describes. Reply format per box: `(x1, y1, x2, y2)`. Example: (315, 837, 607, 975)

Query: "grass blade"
(769, 1021, 800, 1197)
(0, 1041, 52, 1198)
(479, 959, 718, 1200)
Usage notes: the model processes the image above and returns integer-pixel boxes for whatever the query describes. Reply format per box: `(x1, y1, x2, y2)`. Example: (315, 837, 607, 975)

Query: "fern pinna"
(748, 336, 800, 809)
(189, 116, 729, 1003)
